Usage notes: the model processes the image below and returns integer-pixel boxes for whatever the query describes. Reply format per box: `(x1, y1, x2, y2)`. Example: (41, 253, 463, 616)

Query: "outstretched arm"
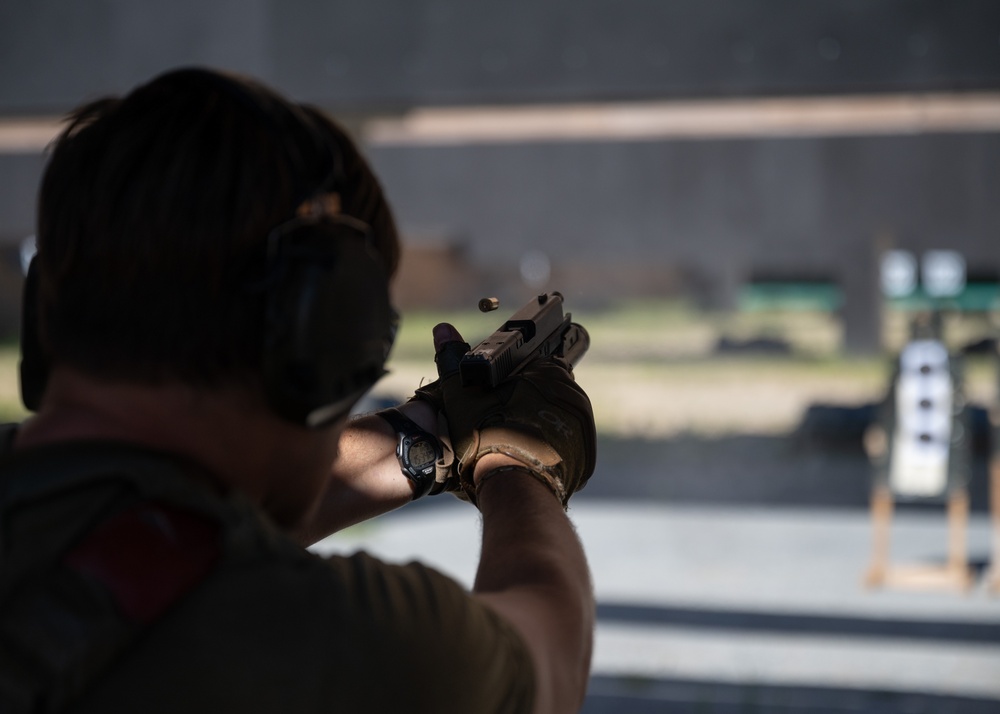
(296, 320, 599, 711)
(473, 455, 595, 714)
(427, 322, 598, 713)
(287, 399, 435, 545)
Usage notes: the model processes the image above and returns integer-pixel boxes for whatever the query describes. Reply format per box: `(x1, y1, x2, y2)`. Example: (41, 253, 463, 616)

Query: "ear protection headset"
(18, 258, 47, 413)
(19, 68, 397, 429)
(260, 213, 396, 427)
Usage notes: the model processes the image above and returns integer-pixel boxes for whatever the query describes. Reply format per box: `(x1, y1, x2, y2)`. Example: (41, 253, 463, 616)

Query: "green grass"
(382, 301, 999, 438)
(0, 345, 28, 423)
(389, 298, 846, 366)
(391, 298, 999, 366)
(4, 301, 995, 435)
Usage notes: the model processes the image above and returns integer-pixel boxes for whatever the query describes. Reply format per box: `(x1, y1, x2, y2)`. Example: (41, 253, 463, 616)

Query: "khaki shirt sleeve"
(319, 551, 536, 714)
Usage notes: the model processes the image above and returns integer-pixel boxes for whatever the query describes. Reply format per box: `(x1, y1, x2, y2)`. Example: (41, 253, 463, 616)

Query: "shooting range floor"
(351, 359, 1000, 711)
(312, 499, 1000, 713)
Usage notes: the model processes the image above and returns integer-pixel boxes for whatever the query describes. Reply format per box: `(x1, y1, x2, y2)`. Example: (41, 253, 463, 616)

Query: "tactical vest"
(0, 430, 229, 713)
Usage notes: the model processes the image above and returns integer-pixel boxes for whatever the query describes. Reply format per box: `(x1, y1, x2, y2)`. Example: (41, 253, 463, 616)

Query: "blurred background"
(2, 1, 1000, 711)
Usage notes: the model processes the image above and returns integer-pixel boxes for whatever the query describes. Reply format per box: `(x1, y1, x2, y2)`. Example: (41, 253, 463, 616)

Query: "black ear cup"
(262, 216, 395, 428)
(19, 258, 49, 412)
(19, 221, 394, 425)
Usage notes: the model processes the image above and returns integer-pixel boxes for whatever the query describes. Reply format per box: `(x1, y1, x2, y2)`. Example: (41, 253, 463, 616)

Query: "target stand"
(863, 484, 973, 592)
(862, 336, 974, 593)
(986, 435, 1000, 595)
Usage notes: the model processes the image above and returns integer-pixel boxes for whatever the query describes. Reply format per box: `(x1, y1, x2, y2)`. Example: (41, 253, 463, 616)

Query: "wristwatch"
(378, 408, 442, 499)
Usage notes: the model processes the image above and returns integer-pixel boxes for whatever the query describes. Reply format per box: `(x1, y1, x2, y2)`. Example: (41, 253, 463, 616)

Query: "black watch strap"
(378, 408, 441, 499)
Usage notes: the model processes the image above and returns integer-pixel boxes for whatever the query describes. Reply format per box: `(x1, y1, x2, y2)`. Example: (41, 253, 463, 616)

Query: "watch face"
(408, 438, 438, 469)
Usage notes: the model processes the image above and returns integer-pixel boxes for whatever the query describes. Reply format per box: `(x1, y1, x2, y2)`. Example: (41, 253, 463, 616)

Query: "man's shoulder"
(0, 422, 18, 453)
(146, 548, 536, 713)
(0, 439, 535, 713)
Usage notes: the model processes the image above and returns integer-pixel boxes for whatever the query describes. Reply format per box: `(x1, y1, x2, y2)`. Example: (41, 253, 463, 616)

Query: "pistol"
(459, 292, 590, 388)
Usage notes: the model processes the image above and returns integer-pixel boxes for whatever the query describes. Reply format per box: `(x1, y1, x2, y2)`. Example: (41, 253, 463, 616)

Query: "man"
(0, 68, 597, 713)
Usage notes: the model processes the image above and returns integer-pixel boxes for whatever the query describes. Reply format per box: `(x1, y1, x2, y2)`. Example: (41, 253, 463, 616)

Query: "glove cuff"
(424, 410, 460, 497)
(475, 465, 566, 506)
(473, 425, 568, 505)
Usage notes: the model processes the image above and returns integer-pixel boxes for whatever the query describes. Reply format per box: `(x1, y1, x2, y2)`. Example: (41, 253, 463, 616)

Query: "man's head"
(32, 67, 400, 423)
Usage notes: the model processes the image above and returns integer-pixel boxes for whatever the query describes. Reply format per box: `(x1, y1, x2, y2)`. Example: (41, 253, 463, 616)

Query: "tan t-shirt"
(0, 438, 535, 713)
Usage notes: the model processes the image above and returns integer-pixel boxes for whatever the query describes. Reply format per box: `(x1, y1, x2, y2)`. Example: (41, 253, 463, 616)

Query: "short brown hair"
(35, 67, 399, 386)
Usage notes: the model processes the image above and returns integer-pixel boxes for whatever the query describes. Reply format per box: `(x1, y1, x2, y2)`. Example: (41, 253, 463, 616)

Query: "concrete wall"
(0, 154, 46, 244)
(368, 132, 1000, 307)
(1, 0, 998, 349)
(1, 0, 998, 113)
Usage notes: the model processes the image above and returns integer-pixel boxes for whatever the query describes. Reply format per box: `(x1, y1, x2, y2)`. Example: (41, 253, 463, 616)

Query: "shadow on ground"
(400, 402, 998, 713)
(579, 403, 993, 513)
(582, 676, 1000, 714)
(593, 602, 1000, 643)
(576, 403, 998, 712)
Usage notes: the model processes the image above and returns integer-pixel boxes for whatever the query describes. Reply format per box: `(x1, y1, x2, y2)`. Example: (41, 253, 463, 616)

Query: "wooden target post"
(862, 328, 974, 593)
(864, 484, 973, 591)
(987, 430, 1000, 594)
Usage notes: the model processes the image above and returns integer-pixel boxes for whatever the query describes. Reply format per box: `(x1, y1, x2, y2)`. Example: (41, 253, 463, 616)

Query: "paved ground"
(311, 429, 1000, 713)
(313, 500, 1000, 712)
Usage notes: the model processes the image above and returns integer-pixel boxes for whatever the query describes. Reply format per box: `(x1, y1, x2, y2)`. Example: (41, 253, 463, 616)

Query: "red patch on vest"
(63, 502, 220, 624)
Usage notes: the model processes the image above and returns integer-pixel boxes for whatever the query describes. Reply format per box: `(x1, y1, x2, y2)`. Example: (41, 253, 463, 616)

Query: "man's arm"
(421, 322, 598, 713)
(298, 320, 598, 711)
(472, 454, 594, 714)
(288, 399, 436, 545)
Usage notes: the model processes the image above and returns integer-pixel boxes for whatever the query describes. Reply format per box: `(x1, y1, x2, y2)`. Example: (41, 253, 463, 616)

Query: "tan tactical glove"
(413, 323, 596, 507)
